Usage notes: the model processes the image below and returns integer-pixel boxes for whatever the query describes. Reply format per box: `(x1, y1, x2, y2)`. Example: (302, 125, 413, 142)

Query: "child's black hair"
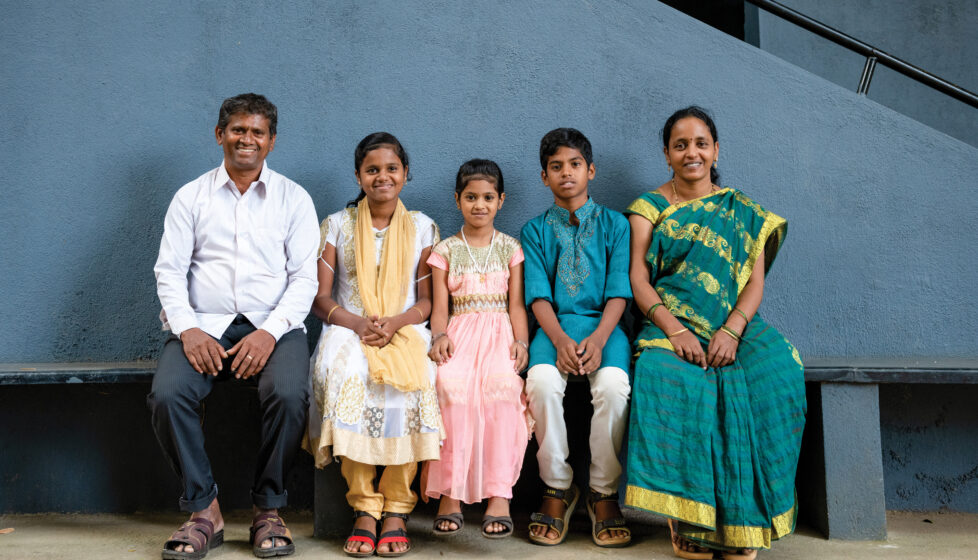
(539, 127, 593, 170)
(347, 132, 411, 207)
(662, 106, 720, 185)
(455, 158, 504, 196)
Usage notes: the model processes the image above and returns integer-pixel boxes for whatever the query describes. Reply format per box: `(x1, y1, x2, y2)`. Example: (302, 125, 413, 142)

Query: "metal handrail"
(746, 0, 978, 109)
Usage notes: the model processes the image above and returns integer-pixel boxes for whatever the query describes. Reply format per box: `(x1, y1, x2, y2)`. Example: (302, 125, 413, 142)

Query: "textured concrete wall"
(2, 0, 977, 364)
(757, 0, 978, 147)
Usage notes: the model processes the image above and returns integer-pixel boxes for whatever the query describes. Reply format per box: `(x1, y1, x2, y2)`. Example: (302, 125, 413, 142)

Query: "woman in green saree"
(624, 107, 805, 560)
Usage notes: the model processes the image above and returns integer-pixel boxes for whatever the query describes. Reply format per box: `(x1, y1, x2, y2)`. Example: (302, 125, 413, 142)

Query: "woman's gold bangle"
(410, 306, 425, 322)
(733, 307, 749, 322)
(666, 327, 688, 338)
(646, 303, 663, 321)
(719, 325, 742, 341)
(326, 305, 340, 324)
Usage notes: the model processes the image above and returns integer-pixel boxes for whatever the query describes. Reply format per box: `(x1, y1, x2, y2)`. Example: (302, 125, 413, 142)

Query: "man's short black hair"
(217, 93, 278, 136)
(539, 127, 593, 169)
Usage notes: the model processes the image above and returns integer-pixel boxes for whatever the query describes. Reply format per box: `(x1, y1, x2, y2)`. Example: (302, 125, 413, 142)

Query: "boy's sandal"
(668, 519, 714, 560)
(377, 512, 411, 558)
(480, 515, 514, 539)
(249, 512, 295, 558)
(585, 490, 631, 548)
(432, 511, 464, 535)
(344, 511, 378, 558)
(723, 550, 758, 560)
(162, 517, 224, 560)
(528, 484, 580, 546)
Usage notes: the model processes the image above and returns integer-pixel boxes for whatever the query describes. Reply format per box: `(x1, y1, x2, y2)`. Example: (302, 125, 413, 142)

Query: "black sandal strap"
(381, 511, 410, 521)
(528, 512, 564, 533)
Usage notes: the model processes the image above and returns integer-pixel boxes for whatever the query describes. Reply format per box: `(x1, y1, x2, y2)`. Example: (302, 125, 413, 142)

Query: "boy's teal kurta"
(521, 198, 632, 371)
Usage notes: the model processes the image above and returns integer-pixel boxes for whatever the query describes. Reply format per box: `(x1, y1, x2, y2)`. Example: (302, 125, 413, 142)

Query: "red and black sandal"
(344, 511, 378, 558)
(377, 511, 411, 558)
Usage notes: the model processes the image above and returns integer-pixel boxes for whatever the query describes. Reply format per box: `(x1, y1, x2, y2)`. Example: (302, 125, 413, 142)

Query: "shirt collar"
(549, 197, 596, 225)
(215, 160, 270, 197)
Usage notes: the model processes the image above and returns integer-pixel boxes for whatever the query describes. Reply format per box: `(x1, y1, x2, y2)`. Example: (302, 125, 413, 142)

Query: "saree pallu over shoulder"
(623, 187, 805, 551)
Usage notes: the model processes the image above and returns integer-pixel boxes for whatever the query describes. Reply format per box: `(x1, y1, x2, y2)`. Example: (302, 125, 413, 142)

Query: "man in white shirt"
(149, 93, 319, 559)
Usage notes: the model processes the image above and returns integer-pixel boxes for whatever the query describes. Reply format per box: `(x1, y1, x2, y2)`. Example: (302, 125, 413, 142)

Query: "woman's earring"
(713, 160, 718, 169)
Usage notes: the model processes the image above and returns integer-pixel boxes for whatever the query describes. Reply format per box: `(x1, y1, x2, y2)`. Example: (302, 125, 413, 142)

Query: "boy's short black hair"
(217, 93, 277, 136)
(539, 127, 593, 169)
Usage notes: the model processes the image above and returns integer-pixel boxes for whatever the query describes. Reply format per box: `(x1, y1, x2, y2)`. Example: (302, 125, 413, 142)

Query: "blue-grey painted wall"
(1, 0, 977, 514)
(757, 0, 978, 148)
(2, 0, 976, 363)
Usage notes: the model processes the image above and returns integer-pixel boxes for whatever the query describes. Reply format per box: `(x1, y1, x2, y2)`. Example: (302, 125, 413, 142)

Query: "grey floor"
(0, 510, 974, 559)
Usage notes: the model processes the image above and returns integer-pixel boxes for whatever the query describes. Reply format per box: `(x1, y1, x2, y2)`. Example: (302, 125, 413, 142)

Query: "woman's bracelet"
(666, 327, 688, 338)
(719, 325, 742, 341)
(431, 332, 447, 343)
(326, 305, 340, 324)
(410, 306, 425, 322)
(732, 307, 749, 323)
(646, 302, 663, 321)
(515, 339, 528, 351)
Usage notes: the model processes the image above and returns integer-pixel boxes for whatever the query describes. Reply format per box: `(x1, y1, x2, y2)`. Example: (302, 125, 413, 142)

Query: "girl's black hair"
(455, 158, 504, 196)
(347, 132, 411, 207)
(662, 106, 720, 185)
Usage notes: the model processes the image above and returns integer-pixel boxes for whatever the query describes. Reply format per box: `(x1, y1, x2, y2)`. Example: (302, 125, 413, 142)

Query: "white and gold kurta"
(306, 206, 442, 467)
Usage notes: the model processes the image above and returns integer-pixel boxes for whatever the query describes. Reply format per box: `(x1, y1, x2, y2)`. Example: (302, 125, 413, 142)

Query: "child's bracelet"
(410, 306, 425, 322)
(719, 325, 742, 341)
(431, 332, 447, 343)
(515, 339, 528, 351)
(667, 327, 688, 338)
(326, 305, 340, 324)
(646, 303, 663, 321)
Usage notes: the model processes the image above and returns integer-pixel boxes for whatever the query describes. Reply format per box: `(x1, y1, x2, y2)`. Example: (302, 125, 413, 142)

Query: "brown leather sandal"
(162, 517, 224, 560)
(249, 512, 295, 558)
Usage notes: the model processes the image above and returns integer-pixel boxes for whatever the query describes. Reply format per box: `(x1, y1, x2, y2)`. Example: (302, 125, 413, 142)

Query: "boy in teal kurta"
(521, 128, 633, 548)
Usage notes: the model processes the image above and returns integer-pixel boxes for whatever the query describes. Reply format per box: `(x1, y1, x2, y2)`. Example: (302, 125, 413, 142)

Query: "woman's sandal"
(344, 511, 378, 558)
(249, 512, 295, 558)
(668, 519, 714, 560)
(585, 490, 631, 548)
(480, 515, 514, 539)
(161, 517, 224, 560)
(432, 511, 464, 535)
(377, 511, 411, 557)
(528, 484, 580, 546)
(723, 549, 758, 560)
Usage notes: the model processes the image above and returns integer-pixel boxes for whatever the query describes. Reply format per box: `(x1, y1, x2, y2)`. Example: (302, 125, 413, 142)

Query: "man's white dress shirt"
(155, 161, 319, 341)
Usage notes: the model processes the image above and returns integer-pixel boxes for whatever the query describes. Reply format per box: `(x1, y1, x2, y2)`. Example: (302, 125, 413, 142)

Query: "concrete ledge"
(0, 362, 156, 385)
(803, 358, 978, 384)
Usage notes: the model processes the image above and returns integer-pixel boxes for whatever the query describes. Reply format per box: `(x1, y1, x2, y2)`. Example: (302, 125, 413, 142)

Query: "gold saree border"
(625, 485, 798, 550)
(625, 197, 661, 224)
(736, 212, 786, 293)
(625, 485, 717, 529)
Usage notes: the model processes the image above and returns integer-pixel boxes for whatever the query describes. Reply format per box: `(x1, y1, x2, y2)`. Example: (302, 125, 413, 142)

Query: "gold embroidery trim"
(451, 293, 508, 314)
(657, 188, 730, 224)
(635, 338, 675, 352)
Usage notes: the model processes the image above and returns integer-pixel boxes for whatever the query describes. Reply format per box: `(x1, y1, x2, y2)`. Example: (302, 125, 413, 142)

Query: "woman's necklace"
(461, 227, 496, 284)
(671, 177, 718, 205)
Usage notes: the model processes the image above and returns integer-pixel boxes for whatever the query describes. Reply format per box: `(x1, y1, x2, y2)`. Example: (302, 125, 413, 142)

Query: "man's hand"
(180, 328, 228, 375)
(227, 329, 276, 379)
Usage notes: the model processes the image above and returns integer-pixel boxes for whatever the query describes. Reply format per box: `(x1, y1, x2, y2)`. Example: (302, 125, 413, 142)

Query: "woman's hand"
(706, 328, 739, 368)
(357, 315, 387, 347)
(670, 330, 707, 369)
(429, 333, 454, 365)
(510, 340, 529, 372)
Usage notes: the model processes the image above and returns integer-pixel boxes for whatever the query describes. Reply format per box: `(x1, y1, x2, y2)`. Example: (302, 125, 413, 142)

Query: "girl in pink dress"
(424, 159, 531, 539)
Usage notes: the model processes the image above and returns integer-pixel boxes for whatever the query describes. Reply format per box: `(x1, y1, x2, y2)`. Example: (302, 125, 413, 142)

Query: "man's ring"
(246, 355, 254, 360)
